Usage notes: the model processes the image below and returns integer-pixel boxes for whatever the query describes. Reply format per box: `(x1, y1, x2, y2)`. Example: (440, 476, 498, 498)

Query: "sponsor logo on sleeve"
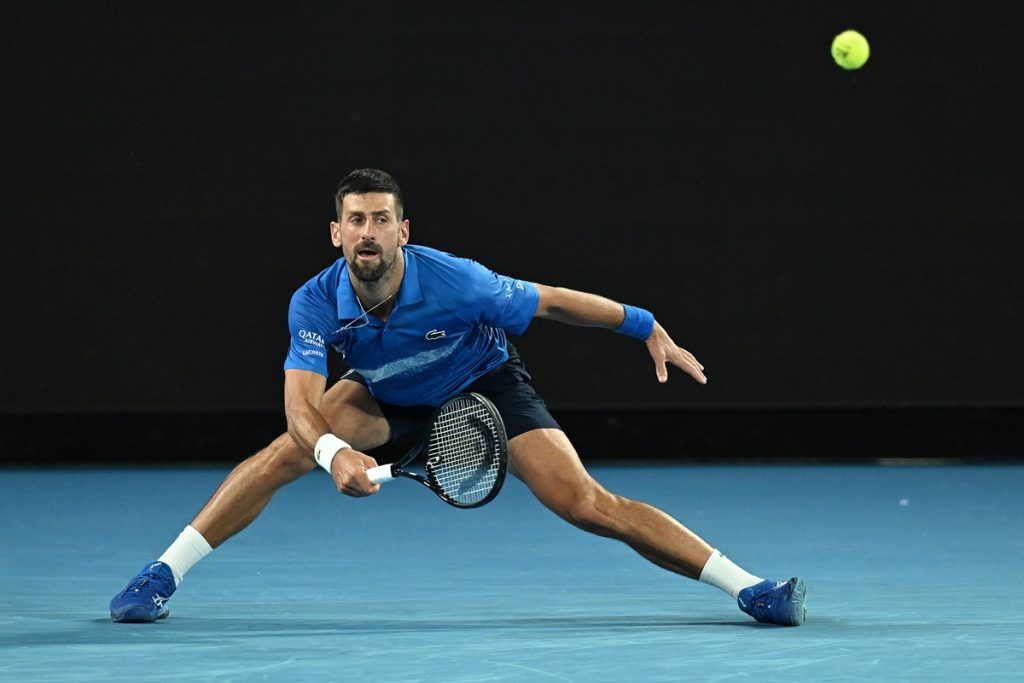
(298, 329, 325, 348)
(298, 329, 326, 358)
(502, 278, 526, 299)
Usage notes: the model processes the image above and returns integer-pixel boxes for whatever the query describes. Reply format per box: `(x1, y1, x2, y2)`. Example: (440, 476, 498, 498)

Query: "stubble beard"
(348, 247, 394, 283)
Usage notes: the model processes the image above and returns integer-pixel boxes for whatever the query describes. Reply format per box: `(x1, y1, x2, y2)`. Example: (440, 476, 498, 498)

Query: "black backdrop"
(3, 3, 1022, 460)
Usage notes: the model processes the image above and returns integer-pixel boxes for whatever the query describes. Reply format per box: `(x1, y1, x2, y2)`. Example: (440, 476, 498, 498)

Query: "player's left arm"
(532, 283, 707, 385)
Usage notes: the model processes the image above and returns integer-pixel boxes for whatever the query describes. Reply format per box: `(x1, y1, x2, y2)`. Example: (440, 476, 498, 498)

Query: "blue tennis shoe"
(109, 561, 176, 623)
(737, 577, 807, 626)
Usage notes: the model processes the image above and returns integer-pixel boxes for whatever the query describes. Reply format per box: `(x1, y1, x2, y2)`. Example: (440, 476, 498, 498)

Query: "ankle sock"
(158, 525, 213, 586)
(698, 549, 762, 599)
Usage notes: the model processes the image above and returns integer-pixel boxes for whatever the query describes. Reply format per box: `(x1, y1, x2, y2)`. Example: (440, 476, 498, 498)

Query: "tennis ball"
(831, 30, 870, 70)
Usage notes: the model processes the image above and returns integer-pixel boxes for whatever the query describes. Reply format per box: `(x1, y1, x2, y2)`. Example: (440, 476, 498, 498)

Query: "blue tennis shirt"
(284, 244, 540, 406)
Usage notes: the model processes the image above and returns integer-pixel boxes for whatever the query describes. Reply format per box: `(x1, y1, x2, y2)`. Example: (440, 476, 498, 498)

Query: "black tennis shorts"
(340, 343, 561, 442)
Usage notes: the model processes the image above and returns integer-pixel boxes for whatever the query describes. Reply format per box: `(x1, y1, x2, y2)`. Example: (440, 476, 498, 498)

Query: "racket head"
(421, 392, 508, 508)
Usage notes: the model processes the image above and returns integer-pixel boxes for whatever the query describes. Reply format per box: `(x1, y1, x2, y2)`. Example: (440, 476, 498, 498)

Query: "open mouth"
(356, 248, 380, 260)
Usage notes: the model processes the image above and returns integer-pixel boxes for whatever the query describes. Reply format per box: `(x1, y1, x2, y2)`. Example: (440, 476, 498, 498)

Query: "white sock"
(698, 549, 762, 599)
(158, 525, 213, 586)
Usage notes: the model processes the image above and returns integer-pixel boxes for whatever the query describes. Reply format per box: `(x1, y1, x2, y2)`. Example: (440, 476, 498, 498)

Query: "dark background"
(3, 2, 1021, 462)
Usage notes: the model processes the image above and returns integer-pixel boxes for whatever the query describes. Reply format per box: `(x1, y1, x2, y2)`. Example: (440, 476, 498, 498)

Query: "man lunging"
(110, 169, 806, 627)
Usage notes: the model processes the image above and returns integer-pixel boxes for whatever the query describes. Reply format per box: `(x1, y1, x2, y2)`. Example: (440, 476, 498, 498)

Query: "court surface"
(2, 465, 1022, 681)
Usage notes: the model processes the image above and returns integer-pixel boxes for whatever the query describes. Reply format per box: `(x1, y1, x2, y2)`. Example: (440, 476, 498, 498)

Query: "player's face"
(331, 192, 409, 282)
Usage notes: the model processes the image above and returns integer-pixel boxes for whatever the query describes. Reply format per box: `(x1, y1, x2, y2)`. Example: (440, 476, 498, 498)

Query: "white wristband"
(314, 433, 350, 473)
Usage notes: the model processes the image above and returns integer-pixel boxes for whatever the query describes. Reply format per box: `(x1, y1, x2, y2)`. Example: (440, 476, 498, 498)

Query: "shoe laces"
(122, 570, 163, 595)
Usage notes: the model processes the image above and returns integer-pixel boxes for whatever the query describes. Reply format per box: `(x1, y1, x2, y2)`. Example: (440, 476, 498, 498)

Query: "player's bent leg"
(508, 428, 713, 579)
(190, 378, 390, 547)
(111, 379, 390, 623)
(112, 432, 319, 623)
(188, 431, 316, 548)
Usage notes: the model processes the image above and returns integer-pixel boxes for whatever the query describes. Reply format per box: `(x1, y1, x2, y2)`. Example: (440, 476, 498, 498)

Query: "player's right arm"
(283, 275, 380, 496)
(283, 368, 381, 497)
(283, 368, 332, 456)
(282, 279, 341, 460)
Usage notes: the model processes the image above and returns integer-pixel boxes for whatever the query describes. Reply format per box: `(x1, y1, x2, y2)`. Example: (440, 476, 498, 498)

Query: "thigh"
(508, 428, 605, 507)
(319, 378, 392, 451)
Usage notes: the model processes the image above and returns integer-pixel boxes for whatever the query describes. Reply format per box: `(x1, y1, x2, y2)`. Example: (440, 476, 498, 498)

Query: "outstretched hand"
(644, 322, 707, 384)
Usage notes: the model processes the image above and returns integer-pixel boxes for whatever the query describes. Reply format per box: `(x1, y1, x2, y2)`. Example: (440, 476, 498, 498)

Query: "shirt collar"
(336, 247, 423, 322)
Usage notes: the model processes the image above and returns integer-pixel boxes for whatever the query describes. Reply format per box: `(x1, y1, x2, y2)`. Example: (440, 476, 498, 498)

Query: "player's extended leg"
(508, 428, 807, 625)
(508, 428, 713, 578)
(109, 379, 390, 623)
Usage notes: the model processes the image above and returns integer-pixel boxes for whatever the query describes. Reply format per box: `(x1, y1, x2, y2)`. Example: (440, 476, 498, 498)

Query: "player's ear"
(330, 221, 343, 248)
(399, 219, 410, 246)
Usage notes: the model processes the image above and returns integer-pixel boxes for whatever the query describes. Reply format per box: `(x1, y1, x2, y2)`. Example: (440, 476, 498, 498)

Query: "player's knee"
(559, 489, 624, 538)
(248, 432, 311, 479)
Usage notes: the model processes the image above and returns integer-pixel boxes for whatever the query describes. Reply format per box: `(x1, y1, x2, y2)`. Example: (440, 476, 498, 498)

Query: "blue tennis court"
(2, 464, 1022, 681)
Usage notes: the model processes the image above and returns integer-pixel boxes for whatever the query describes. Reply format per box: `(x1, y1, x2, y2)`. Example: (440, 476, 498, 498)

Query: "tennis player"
(110, 169, 807, 626)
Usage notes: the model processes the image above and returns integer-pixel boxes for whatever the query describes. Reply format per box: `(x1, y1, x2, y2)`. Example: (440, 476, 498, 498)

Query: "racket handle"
(366, 464, 395, 484)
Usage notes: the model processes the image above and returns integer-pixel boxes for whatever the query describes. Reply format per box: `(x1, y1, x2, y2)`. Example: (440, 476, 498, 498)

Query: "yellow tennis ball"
(831, 30, 870, 70)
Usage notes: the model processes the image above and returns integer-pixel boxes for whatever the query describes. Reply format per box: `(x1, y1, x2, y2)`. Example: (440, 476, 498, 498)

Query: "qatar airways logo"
(299, 329, 325, 348)
(503, 278, 526, 299)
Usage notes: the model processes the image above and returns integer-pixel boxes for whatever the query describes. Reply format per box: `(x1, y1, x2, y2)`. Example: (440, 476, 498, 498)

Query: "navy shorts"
(339, 344, 561, 442)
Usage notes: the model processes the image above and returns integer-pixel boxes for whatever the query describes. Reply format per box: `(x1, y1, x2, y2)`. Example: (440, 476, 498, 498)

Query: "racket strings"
(426, 398, 501, 504)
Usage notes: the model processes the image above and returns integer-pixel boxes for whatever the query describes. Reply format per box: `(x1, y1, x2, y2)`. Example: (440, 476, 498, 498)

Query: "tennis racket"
(366, 392, 508, 508)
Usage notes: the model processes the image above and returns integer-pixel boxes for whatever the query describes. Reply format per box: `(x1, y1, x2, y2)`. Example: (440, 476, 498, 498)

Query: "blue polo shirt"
(284, 244, 540, 406)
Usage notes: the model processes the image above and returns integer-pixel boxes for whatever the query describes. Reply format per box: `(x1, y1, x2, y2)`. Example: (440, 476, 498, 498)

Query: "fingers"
(332, 451, 382, 497)
(673, 352, 707, 384)
(650, 345, 669, 383)
(337, 474, 380, 497)
(672, 345, 707, 384)
(678, 347, 705, 371)
(654, 349, 707, 384)
(647, 336, 708, 384)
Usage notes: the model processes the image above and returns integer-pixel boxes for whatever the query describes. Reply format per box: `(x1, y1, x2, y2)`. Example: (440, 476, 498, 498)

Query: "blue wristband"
(615, 305, 655, 340)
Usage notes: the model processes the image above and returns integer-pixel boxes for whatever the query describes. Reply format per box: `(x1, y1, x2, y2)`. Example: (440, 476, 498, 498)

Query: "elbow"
(534, 284, 569, 320)
(283, 395, 311, 438)
(283, 404, 300, 439)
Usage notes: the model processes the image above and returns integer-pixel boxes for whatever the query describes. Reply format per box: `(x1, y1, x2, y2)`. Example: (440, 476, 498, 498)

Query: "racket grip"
(366, 464, 395, 484)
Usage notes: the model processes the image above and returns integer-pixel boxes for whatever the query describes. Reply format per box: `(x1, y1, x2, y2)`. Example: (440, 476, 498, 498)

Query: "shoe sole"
(110, 607, 170, 623)
(782, 577, 807, 626)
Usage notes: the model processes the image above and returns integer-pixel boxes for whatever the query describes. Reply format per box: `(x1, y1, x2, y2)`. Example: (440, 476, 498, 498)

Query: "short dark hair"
(335, 169, 404, 219)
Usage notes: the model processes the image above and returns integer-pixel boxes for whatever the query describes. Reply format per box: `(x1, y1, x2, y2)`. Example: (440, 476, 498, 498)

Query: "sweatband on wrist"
(314, 433, 350, 472)
(615, 305, 655, 340)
